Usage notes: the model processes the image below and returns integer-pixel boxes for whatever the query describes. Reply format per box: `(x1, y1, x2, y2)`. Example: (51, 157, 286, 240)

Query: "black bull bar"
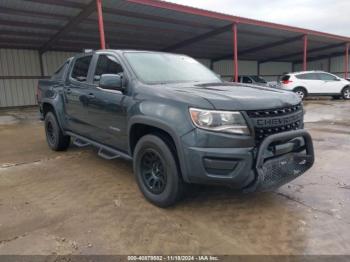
(245, 130, 315, 192)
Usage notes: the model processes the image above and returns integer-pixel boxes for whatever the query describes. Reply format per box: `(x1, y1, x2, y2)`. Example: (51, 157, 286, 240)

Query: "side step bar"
(98, 148, 120, 160)
(66, 131, 132, 161)
(73, 138, 90, 148)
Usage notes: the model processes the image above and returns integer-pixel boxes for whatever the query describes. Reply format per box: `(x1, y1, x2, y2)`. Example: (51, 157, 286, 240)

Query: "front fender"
(128, 115, 193, 183)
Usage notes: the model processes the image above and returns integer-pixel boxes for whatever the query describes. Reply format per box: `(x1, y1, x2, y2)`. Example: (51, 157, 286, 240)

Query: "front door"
(83, 53, 129, 152)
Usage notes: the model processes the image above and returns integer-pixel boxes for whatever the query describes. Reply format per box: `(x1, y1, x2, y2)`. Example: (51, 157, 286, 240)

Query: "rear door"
(295, 73, 322, 94)
(64, 54, 94, 135)
(317, 73, 343, 94)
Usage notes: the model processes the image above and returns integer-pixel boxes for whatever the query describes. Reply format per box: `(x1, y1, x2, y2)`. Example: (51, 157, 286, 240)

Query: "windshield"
(124, 52, 221, 84)
(250, 76, 267, 83)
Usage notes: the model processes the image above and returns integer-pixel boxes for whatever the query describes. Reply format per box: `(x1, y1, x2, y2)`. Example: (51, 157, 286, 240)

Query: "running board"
(98, 148, 120, 160)
(73, 138, 90, 148)
(66, 131, 132, 161)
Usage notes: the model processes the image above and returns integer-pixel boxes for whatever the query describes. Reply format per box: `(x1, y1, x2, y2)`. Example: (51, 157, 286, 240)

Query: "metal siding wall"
(213, 60, 292, 82)
(294, 55, 349, 77)
(294, 63, 302, 72)
(213, 60, 257, 80)
(330, 56, 349, 77)
(0, 49, 41, 107)
(260, 62, 292, 81)
(294, 59, 329, 72)
(196, 58, 211, 68)
(330, 56, 343, 73)
(0, 49, 77, 107)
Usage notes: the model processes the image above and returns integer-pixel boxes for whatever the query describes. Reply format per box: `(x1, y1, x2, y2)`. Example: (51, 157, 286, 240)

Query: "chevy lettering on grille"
(253, 111, 303, 127)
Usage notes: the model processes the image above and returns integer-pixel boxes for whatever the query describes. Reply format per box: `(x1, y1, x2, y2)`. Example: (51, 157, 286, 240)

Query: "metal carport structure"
(0, 0, 349, 95)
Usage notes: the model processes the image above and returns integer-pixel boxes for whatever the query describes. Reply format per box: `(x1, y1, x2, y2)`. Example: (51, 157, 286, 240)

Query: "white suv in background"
(280, 71, 350, 100)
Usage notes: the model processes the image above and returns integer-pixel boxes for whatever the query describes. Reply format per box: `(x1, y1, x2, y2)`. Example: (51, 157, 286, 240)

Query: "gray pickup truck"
(37, 50, 314, 207)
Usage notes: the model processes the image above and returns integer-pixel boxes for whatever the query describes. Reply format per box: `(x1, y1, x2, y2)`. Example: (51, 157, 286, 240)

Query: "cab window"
(94, 55, 124, 84)
(71, 56, 92, 82)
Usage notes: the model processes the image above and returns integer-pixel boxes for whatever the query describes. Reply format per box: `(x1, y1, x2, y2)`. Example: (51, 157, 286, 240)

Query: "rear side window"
(51, 61, 69, 81)
(296, 73, 318, 80)
(71, 56, 92, 82)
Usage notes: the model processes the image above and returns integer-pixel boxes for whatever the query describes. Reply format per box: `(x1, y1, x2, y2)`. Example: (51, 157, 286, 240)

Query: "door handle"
(87, 93, 95, 98)
(66, 88, 72, 94)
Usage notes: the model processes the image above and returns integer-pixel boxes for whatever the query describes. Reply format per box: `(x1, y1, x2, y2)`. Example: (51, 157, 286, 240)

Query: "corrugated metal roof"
(0, 0, 348, 62)
(0, 0, 81, 16)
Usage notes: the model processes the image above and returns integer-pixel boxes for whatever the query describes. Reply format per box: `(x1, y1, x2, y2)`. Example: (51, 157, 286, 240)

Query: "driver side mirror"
(99, 74, 124, 92)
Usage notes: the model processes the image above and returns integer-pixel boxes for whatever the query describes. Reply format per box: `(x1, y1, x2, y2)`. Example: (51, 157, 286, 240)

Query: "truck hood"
(167, 82, 301, 111)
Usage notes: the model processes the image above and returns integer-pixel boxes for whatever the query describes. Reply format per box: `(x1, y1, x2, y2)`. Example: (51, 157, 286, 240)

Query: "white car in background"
(280, 71, 350, 100)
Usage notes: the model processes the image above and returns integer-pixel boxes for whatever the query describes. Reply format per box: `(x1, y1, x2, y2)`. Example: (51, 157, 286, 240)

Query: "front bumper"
(181, 129, 314, 191)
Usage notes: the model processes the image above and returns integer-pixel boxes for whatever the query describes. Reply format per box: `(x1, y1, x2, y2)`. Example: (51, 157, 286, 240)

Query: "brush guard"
(246, 130, 314, 192)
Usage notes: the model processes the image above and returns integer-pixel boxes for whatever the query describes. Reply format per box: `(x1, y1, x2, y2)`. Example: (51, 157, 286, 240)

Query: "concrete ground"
(0, 100, 349, 255)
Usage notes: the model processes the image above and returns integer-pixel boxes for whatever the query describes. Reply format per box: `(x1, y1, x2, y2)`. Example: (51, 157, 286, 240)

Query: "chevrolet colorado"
(38, 50, 314, 207)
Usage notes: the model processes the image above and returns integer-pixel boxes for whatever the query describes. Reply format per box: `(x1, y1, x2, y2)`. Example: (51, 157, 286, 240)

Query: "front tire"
(44, 112, 70, 151)
(342, 87, 350, 100)
(133, 134, 185, 207)
(294, 87, 307, 100)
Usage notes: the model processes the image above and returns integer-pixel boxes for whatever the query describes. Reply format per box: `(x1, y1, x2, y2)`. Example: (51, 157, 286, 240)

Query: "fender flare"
(41, 99, 66, 134)
(128, 116, 190, 183)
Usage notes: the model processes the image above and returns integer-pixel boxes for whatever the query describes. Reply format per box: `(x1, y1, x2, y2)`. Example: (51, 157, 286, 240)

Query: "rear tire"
(342, 87, 350, 100)
(294, 87, 307, 100)
(44, 112, 70, 151)
(133, 134, 185, 207)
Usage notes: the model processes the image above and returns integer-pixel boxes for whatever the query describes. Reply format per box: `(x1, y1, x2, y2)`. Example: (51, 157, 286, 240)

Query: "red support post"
(96, 0, 106, 49)
(232, 23, 238, 82)
(345, 43, 349, 79)
(303, 34, 308, 71)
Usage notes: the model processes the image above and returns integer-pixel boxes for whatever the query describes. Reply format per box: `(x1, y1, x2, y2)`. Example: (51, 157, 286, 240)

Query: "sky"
(166, 0, 350, 37)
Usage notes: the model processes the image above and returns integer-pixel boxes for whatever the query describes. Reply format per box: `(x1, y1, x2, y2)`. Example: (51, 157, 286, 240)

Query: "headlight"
(189, 108, 250, 135)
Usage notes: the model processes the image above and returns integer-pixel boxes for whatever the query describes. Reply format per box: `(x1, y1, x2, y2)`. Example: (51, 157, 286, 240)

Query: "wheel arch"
(341, 85, 350, 92)
(293, 86, 308, 94)
(341, 85, 350, 99)
(42, 102, 65, 133)
(128, 116, 189, 183)
(42, 102, 56, 117)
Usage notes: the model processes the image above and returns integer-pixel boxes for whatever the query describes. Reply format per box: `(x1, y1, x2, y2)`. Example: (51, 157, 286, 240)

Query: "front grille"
(246, 104, 302, 118)
(247, 104, 303, 144)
